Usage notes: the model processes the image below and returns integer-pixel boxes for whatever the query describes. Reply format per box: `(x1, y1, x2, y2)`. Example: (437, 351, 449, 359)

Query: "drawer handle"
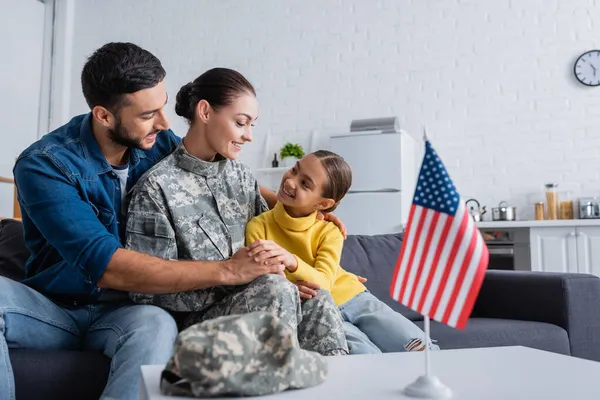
(488, 247, 514, 255)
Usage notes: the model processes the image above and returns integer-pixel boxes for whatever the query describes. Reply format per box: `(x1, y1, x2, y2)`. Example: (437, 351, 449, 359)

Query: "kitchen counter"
(476, 219, 600, 229)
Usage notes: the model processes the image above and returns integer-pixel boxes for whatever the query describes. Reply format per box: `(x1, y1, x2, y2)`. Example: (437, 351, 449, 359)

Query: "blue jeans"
(339, 291, 440, 354)
(0, 277, 178, 400)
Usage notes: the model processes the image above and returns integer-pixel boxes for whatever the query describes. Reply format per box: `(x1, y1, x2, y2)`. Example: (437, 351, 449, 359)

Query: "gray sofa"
(340, 233, 600, 360)
(2, 219, 600, 399)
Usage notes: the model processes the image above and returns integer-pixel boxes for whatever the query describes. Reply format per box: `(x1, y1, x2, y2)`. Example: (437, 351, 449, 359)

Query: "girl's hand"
(294, 280, 320, 300)
(246, 240, 298, 271)
(357, 275, 368, 283)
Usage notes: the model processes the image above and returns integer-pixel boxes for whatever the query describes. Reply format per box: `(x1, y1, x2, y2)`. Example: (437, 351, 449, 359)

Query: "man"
(0, 42, 346, 400)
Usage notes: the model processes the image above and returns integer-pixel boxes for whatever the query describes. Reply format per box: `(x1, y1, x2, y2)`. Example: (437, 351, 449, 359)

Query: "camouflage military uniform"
(125, 143, 348, 356)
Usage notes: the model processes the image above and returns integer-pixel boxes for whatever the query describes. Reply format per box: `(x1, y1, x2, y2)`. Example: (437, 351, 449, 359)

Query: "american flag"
(390, 140, 489, 329)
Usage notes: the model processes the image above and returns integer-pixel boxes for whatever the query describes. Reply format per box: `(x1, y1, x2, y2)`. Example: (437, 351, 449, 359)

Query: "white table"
(140, 346, 600, 399)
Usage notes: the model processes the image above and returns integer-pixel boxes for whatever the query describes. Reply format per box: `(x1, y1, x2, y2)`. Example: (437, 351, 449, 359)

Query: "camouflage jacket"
(124, 142, 268, 309)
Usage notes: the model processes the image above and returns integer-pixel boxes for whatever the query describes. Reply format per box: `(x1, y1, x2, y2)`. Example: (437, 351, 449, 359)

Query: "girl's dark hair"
(312, 150, 353, 213)
(175, 68, 256, 123)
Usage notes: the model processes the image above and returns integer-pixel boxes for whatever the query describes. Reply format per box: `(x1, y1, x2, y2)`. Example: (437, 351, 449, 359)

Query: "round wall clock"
(574, 50, 600, 86)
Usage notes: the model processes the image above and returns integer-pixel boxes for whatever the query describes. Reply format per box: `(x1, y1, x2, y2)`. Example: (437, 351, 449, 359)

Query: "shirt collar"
(79, 112, 146, 174)
(272, 202, 318, 232)
(174, 142, 228, 177)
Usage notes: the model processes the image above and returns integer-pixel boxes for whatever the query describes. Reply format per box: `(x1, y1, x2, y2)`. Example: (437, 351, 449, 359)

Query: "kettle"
(466, 198, 486, 222)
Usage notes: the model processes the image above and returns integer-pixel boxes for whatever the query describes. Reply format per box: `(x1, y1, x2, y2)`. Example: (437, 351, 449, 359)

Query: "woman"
(124, 68, 347, 356)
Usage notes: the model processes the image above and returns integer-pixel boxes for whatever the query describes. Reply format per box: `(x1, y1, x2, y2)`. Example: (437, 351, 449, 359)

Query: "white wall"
(0, 0, 46, 218)
(52, 0, 600, 220)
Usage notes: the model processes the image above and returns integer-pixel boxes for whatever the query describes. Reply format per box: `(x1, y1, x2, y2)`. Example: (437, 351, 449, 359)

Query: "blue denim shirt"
(13, 113, 180, 304)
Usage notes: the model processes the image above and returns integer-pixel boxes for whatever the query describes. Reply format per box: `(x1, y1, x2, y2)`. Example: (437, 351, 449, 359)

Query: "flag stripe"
(390, 205, 417, 299)
(448, 230, 484, 327)
(397, 207, 426, 302)
(456, 244, 489, 328)
(420, 204, 465, 317)
(407, 211, 440, 307)
(428, 205, 468, 318)
(415, 213, 452, 312)
(434, 210, 473, 322)
(443, 216, 478, 323)
(401, 209, 434, 304)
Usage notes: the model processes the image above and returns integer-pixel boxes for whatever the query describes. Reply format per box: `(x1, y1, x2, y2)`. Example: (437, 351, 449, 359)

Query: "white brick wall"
(54, 0, 600, 220)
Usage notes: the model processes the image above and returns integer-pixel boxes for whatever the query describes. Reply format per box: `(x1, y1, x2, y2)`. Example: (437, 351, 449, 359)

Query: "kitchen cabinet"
(575, 227, 600, 276)
(530, 226, 600, 276)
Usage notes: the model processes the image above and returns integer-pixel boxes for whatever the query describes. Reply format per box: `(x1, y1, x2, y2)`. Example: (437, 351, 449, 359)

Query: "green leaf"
(280, 142, 305, 159)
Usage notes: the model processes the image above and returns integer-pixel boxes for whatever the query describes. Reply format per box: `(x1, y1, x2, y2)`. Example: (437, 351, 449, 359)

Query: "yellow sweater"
(245, 203, 366, 306)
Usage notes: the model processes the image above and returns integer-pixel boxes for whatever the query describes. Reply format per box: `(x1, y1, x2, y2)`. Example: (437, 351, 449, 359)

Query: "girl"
(246, 150, 440, 354)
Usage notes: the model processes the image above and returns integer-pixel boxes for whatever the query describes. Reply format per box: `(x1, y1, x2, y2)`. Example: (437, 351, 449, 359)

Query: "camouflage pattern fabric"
(125, 142, 268, 313)
(182, 274, 348, 356)
(125, 142, 267, 266)
(124, 143, 348, 356)
(160, 311, 328, 397)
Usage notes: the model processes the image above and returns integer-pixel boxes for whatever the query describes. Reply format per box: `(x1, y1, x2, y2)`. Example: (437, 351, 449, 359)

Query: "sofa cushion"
(10, 349, 110, 400)
(341, 234, 423, 321)
(415, 318, 571, 356)
(0, 219, 29, 281)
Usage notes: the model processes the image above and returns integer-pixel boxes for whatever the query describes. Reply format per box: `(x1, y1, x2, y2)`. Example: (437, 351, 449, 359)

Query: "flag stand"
(403, 316, 452, 399)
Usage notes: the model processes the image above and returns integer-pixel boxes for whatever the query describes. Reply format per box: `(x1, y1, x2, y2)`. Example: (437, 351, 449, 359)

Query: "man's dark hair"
(81, 42, 166, 111)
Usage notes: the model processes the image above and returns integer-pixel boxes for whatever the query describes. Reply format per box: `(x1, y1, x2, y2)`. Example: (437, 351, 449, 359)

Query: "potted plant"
(279, 142, 305, 167)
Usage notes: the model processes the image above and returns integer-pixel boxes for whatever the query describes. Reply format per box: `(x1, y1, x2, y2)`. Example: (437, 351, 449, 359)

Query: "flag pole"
(403, 314, 452, 399)
(424, 316, 431, 377)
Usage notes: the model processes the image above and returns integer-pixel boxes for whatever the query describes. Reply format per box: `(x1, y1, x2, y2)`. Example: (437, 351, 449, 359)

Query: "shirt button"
(73, 301, 78, 306)
(116, 186, 120, 191)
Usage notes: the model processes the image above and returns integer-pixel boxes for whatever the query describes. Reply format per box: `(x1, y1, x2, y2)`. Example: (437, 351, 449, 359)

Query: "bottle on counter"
(271, 153, 279, 168)
(545, 183, 559, 220)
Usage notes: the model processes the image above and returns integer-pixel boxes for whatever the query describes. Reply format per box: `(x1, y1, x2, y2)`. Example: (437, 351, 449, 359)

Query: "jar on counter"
(535, 202, 545, 220)
(545, 183, 559, 220)
(559, 191, 574, 220)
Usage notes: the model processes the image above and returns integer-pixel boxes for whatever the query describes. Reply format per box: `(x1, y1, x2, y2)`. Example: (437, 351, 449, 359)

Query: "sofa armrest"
(472, 270, 600, 361)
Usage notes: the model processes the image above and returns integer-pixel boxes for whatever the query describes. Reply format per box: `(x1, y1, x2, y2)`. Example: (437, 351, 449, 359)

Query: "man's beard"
(108, 116, 151, 149)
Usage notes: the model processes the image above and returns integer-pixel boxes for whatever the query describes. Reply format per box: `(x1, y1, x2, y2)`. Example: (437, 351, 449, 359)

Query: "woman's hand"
(246, 240, 298, 272)
(294, 280, 321, 300)
(317, 211, 347, 239)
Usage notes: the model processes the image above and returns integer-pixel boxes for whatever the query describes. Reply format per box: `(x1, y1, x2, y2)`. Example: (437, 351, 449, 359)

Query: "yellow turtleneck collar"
(272, 202, 318, 232)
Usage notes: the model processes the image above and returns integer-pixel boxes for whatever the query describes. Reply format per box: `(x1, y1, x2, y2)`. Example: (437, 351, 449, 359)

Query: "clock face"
(574, 50, 600, 86)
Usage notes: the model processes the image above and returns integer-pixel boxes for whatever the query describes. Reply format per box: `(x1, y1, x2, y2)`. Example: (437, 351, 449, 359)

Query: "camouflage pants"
(181, 274, 348, 356)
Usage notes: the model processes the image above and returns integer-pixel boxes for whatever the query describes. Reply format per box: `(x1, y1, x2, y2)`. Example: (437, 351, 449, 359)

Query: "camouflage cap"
(160, 311, 328, 397)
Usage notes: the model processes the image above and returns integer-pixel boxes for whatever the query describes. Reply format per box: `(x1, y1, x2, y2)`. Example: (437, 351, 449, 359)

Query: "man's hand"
(223, 247, 285, 285)
(317, 211, 347, 239)
(294, 280, 321, 300)
(357, 275, 367, 283)
(246, 240, 298, 271)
